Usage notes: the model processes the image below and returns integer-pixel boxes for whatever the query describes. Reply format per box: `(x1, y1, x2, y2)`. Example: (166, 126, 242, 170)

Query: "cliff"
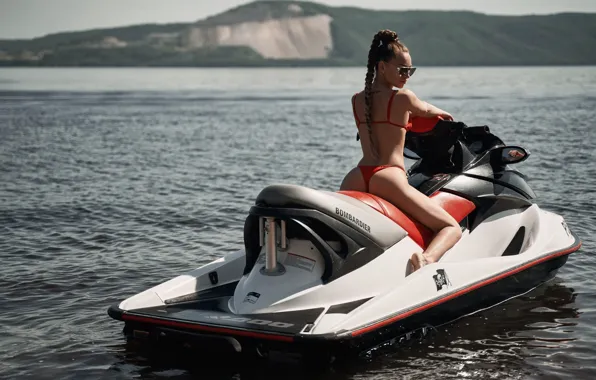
(183, 14, 333, 59)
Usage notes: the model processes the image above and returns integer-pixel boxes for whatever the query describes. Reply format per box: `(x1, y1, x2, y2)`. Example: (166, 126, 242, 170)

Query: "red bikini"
(351, 90, 409, 192)
(352, 90, 410, 130)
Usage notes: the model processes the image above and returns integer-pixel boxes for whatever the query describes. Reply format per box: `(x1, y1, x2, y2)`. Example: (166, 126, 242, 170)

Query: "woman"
(339, 29, 462, 272)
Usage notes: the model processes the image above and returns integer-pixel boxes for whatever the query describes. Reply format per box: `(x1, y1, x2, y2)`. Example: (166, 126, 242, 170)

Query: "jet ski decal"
(335, 207, 372, 233)
(561, 221, 571, 237)
(432, 173, 451, 181)
(243, 292, 260, 304)
(433, 269, 452, 291)
(201, 314, 294, 329)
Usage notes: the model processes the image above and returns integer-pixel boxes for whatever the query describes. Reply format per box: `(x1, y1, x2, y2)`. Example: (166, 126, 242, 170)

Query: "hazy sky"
(2, 0, 596, 39)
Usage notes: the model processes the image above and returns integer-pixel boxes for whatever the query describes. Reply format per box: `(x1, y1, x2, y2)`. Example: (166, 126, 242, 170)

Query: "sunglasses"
(385, 62, 417, 77)
(396, 66, 417, 77)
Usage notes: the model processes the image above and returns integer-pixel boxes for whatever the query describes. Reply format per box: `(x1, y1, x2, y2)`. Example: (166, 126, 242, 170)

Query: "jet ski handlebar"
(405, 118, 504, 162)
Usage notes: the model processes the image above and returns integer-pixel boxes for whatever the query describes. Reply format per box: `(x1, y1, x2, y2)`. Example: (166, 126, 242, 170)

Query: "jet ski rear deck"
(109, 237, 579, 355)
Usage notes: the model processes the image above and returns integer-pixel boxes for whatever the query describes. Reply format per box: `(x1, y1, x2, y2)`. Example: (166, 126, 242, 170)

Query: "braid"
(364, 29, 399, 158)
(364, 34, 379, 157)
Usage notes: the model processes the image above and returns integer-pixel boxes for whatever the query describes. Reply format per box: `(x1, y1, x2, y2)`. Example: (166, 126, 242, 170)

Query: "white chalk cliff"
(181, 5, 334, 60)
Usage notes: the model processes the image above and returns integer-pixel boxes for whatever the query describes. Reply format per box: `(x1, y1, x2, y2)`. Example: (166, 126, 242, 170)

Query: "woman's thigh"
(369, 168, 457, 232)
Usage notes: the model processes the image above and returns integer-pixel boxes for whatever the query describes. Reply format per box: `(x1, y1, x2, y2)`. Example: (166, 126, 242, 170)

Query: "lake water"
(1, 67, 595, 379)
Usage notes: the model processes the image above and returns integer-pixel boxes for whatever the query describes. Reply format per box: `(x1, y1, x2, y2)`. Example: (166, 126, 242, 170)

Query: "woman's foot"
(410, 252, 429, 272)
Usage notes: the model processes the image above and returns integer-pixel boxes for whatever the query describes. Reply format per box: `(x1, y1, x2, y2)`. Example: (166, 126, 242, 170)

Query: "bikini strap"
(386, 90, 398, 122)
(352, 93, 362, 140)
(351, 93, 360, 124)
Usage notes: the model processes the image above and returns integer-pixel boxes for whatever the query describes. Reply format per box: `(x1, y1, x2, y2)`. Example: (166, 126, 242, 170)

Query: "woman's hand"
(438, 111, 454, 121)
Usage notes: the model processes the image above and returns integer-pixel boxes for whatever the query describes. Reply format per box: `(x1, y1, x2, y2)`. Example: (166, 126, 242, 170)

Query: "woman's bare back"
(352, 89, 412, 168)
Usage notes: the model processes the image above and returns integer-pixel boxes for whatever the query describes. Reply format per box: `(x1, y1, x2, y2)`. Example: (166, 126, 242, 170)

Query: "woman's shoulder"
(393, 88, 420, 105)
(394, 87, 414, 97)
(352, 90, 364, 100)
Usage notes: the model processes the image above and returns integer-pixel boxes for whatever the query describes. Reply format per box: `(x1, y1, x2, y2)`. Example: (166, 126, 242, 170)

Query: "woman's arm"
(401, 89, 453, 121)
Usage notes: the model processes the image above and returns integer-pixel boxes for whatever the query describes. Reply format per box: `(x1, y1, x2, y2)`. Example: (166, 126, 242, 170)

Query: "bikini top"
(352, 90, 439, 140)
(352, 90, 411, 140)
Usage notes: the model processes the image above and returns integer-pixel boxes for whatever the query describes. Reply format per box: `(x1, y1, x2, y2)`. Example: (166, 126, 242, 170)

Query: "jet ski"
(107, 118, 582, 361)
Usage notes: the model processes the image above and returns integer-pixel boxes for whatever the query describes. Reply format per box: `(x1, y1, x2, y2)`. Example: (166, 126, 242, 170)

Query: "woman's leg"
(369, 168, 462, 269)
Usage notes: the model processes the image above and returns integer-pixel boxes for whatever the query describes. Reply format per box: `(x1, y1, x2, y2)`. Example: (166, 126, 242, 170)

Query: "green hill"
(1, 0, 595, 67)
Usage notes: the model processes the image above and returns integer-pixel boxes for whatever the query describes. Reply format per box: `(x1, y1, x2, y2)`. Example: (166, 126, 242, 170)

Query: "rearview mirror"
(492, 146, 530, 165)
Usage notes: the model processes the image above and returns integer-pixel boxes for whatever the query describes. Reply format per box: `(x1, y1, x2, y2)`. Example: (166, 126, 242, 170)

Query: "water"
(0, 67, 595, 379)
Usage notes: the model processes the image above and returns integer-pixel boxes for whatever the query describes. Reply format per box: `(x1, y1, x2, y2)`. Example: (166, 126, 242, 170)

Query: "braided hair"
(362, 29, 409, 158)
